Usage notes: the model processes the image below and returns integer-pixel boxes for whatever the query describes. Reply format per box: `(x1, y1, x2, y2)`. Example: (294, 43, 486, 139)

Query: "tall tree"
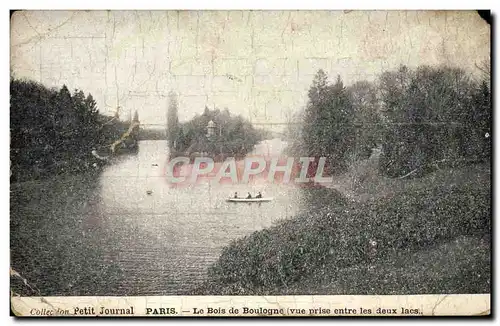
(303, 69, 329, 157)
(347, 80, 381, 159)
(167, 91, 180, 151)
(302, 71, 355, 172)
(378, 65, 415, 177)
(85, 94, 98, 115)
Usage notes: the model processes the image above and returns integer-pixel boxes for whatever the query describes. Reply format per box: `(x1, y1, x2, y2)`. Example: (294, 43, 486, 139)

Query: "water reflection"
(11, 140, 303, 295)
(97, 140, 301, 294)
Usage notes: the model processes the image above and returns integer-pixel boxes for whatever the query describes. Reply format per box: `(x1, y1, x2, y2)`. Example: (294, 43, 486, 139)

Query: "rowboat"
(226, 197, 273, 203)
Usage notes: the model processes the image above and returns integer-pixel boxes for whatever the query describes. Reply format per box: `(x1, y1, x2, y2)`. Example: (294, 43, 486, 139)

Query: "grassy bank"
(193, 165, 491, 295)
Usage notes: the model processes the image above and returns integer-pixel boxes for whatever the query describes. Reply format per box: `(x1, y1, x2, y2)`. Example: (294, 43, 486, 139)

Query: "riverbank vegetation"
(194, 164, 490, 295)
(195, 62, 491, 295)
(166, 93, 265, 159)
(138, 127, 166, 140)
(286, 64, 491, 177)
(10, 78, 140, 182)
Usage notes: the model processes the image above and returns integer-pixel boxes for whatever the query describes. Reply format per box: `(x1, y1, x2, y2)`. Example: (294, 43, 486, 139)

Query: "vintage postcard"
(10, 10, 491, 317)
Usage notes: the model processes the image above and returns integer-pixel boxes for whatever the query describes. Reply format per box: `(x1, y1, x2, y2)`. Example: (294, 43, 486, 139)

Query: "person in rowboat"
(256, 192, 262, 198)
(246, 192, 252, 199)
(234, 192, 238, 199)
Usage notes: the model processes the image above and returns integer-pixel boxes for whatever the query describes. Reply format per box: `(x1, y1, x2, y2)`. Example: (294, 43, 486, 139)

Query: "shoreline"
(190, 163, 491, 296)
(9, 146, 140, 185)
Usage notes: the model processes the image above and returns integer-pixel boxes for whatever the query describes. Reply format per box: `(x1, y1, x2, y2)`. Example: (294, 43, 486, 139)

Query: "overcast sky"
(10, 10, 490, 128)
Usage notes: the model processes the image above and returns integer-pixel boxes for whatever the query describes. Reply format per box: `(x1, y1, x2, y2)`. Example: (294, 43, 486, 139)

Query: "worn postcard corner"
(10, 9, 491, 317)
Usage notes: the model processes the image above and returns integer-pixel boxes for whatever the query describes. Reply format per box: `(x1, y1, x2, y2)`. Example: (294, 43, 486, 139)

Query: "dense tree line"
(378, 65, 490, 177)
(167, 96, 264, 159)
(178, 107, 263, 158)
(138, 127, 166, 140)
(287, 64, 490, 178)
(287, 70, 381, 173)
(10, 78, 139, 182)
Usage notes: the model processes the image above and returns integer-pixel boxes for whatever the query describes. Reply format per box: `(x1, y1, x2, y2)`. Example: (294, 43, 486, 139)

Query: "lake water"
(10, 140, 304, 296)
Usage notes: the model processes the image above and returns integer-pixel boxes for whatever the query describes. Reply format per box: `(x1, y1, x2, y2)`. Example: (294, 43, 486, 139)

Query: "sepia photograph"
(9, 9, 491, 316)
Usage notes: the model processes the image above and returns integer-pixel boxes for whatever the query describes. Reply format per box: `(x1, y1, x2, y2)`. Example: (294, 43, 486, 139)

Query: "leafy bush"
(199, 182, 490, 294)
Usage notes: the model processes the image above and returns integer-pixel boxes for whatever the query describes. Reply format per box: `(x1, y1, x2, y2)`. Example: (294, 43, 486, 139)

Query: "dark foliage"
(193, 63, 491, 296)
(301, 72, 355, 172)
(378, 65, 491, 177)
(197, 179, 490, 295)
(169, 106, 264, 159)
(138, 127, 167, 140)
(10, 78, 139, 182)
(289, 64, 490, 178)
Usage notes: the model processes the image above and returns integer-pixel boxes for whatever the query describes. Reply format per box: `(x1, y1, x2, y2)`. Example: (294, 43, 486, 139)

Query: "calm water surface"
(11, 140, 304, 295)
